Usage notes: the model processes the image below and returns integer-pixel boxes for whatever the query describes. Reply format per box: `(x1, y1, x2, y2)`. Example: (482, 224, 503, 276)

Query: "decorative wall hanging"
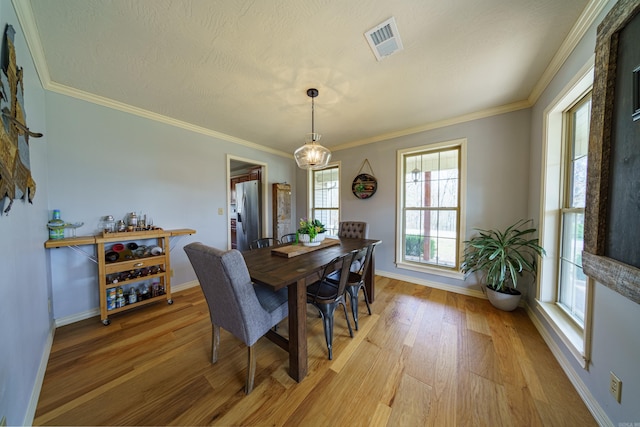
(582, 0, 640, 305)
(351, 158, 377, 199)
(0, 24, 43, 215)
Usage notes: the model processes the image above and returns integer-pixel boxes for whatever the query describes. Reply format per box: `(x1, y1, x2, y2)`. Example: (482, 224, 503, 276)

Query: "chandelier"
(294, 88, 331, 170)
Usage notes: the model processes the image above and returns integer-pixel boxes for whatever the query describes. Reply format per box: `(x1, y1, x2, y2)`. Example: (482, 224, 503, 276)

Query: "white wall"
(325, 108, 532, 293)
(527, 0, 640, 424)
(0, 4, 297, 424)
(0, 3, 50, 426)
(45, 92, 297, 320)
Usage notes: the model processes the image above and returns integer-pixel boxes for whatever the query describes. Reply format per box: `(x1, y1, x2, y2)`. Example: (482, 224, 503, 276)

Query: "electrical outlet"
(218, 208, 223, 215)
(609, 371, 622, 403)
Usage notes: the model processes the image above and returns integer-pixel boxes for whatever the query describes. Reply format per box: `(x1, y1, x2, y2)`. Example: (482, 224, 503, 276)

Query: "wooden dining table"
(241, 236, 381, 382)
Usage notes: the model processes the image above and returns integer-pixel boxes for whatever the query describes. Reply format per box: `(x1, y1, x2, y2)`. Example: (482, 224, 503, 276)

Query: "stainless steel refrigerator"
(236, 180, 261, 251)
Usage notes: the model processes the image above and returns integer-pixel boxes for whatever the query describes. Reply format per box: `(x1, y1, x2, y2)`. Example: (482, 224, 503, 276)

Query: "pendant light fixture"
(294, 88, 331, 170)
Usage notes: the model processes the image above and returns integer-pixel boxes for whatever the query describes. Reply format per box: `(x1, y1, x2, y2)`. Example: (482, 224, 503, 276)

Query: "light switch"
(218, 208, 224, 215)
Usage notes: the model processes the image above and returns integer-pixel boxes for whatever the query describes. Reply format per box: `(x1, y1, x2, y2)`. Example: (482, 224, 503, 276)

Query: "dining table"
(241, 236, 381, 382)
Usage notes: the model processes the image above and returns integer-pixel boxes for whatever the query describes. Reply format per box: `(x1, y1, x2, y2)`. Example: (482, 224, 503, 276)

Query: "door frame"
(227, 155, 268, 250)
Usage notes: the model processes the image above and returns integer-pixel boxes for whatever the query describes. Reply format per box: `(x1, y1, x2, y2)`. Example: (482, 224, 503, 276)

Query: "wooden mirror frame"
(583, 0, 640, 305)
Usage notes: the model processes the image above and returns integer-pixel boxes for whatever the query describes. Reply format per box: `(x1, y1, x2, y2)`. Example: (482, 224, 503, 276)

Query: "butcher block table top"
(270, 238, 340, 258)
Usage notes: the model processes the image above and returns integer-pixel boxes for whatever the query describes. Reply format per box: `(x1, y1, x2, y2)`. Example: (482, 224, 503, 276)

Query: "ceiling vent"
(364, 17, 404, 61)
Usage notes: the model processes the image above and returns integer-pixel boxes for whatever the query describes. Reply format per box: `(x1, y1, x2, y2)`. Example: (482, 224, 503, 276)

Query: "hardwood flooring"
(34, 277, 597, 426)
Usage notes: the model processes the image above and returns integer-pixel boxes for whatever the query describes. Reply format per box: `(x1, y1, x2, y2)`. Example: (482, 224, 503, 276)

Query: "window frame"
(396, 139, 466, 280)
(307, 161, 341, 236)
(556, 93, 591, 325)
(538, 62, 594, 369)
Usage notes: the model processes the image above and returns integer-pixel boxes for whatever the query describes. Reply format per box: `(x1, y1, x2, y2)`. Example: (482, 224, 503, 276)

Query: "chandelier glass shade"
(294, 88, 331, 170)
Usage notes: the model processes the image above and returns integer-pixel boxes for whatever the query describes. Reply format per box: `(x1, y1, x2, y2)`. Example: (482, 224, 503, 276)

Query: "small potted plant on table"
(461, 219, 545, 311)
(297, 218, 326, 247)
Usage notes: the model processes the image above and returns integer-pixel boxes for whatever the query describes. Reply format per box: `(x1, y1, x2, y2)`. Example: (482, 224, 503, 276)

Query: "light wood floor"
(34, 277, 597, 426)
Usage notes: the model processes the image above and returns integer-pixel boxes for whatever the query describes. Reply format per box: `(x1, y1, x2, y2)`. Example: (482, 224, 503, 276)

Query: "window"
(397, 139, 466, 278)
(539, 63, 593, 368)
(310, 164, 340, 236)
(558, 94, 590, 324)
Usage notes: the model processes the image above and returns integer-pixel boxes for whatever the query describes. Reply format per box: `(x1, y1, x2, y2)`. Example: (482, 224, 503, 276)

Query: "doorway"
(228, 157, 267, 250)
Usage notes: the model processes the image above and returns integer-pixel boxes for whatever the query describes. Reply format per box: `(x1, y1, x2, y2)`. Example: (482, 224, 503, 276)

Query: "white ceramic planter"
(298, 232, 325, 247)
(485, 286, 521, 311)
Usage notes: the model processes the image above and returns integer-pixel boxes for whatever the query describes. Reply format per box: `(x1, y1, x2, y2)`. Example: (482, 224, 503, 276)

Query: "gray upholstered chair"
(338, 221, 369, 239)
(183, 242, 288, 394)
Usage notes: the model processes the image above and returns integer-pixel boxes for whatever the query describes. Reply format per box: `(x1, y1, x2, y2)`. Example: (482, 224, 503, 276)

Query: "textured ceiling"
(22, 0, 595, 156)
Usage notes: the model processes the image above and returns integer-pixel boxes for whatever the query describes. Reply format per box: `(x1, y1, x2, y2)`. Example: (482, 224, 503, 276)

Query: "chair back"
(338, 221, 368, 239)
(250, 237, 277, 249)
(183, 242, 272, 345)
(356, 244, 376, 281)
(279, 233, 298, 244)
(308, 251, 356, 303)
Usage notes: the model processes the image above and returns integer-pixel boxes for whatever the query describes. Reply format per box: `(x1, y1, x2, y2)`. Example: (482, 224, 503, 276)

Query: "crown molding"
(528, 0, 610, 104)
(12, 0, 609, 155)
(10, 0, 293, 159)
(330, 100, 531, 152)
(47, 81, 293, 158)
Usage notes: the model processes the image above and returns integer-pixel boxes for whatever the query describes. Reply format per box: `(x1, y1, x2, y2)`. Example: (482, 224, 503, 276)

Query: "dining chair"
(279, 233, 298, 244)
(249, 237, 278, 249)
(327, 243, 375, 330)
(338, 221, 369, 272)
(183, 242, 288, 394)
(344, 244, 375, 330)
(306, 250, 357, 360)
(338, 221, 369, 239)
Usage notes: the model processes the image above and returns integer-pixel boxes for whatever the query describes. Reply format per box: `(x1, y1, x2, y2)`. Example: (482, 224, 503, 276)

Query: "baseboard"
(525, 304, 613, 427)
(24, 320, 55, 426)
(375, 269, 486, 299)
(54, 280, 200, 327)
(55, 307, 100, 327)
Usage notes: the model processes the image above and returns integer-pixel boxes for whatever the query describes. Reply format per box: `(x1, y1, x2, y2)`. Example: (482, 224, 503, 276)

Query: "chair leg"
(360, 284, 372, 315)
(340, 300, 353, 338)
(316, 303, 337, 360)
(245, 344, 256, 394)
(211, 324, 220, 363)
(346, 285, 360, 330)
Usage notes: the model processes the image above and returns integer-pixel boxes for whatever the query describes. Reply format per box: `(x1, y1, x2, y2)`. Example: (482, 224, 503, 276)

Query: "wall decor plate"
(352, 173, 377, 199)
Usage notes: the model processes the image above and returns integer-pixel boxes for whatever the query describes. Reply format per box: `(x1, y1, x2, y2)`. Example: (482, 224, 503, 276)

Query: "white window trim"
(396, 138, 467, 280)
(306, 161, 341, 226)
(537, 59, 594, 369)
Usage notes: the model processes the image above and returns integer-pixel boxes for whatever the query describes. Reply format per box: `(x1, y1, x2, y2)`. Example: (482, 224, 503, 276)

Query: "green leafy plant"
(461, 219, 546, 293)
(297, 218, 326, 239)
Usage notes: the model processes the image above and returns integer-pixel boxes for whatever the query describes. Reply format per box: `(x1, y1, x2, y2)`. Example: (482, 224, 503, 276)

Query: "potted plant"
(460, 219, 546, 311)
(297, 218, 326, 247)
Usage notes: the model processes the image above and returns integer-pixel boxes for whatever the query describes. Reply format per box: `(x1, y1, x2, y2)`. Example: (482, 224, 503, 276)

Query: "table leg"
(287, 277, 308, 381)
(365, 252, 376, 303)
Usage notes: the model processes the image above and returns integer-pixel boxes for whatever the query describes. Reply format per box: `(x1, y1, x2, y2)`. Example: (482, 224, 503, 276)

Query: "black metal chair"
(306, 250, 357, 360)
(344, 244, 375, 330)
(249, 237, 278, 250)
(279, 233, 297, 244)
(327, 243, 375, 330)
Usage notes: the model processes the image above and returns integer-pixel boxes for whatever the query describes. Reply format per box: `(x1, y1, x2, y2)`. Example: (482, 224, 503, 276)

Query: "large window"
(539, 63, 593, 368)
(397, 140, 465, 277)
(558, 94, 590, 324)
(310, 164, 340, 236)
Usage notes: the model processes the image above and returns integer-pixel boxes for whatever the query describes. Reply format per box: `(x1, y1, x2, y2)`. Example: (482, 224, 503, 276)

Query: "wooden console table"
(45, 228, 195, 324)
